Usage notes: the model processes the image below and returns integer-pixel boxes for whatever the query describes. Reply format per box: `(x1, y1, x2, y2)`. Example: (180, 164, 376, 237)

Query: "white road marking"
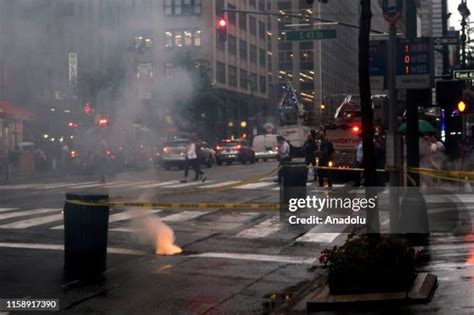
(296, 232, 341, 243)
(50, 209, 161, 229)
(69, 182, 104, 189)
(161, 211, 209, 222)
(236, 182, 276, 189)
(189, 252, 317, 265)
(101, 180, 133, 188)
(0, 242, 147, 256)
(271, 182, 313, 191)
(104, 180, 155, 188)
(136, 180, 180, 188)
(236, 216, 281, 238)
(0, 208, 17, 213)
(38, 181, 97, 189)
(0, 208, 59, 222)
(164, 180, 214, 188)
(0, 212, 63, 229)
(199, 181, 239, 189)
(0, 184, 37, 190)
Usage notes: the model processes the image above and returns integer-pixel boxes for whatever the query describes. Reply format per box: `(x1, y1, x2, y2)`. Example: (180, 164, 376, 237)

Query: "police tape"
(65, 199, 280, 210)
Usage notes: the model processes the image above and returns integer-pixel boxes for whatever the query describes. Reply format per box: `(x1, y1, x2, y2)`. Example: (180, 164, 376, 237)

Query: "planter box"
(328, 268, 415, 295)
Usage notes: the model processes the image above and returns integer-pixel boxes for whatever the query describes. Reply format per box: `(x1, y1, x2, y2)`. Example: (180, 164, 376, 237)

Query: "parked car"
(252, 134, 279, 161)
(215, 139, 256, 165)
(158, 139, 216, 170)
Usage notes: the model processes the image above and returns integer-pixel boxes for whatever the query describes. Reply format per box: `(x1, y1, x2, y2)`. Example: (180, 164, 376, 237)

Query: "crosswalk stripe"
(109, 209, 161, 223)
(295, 222, 347, 243)
(189, 252, 317, 265)
(101, 180, 131, 188)
(104, 180, 156, 188)
(271, 182, 314, 191)
(0, 242, 147, 256)
(136, 180, 180, 188)
(38, 181, 96, 189)
(50, 209, 161, 230)
(0, 212, 63, 229)
(0, 208, 59, 221)
(161, 211, 209, 222)
(236, 216, 280, 238)
(69, 182, 104, 189)
(236, 182, 275, 189)
(0, 208, 17, 213)
(165, 180, 214, 188)
(199, 181, 239, 189)
(0, 184, 37, 190)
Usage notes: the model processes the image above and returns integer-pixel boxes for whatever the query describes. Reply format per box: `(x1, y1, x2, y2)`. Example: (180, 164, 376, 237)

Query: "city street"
(1, 162, 474, 313)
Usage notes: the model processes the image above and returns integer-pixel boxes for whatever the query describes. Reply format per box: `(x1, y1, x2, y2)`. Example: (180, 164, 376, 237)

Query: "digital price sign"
(396, 37, 433, 89)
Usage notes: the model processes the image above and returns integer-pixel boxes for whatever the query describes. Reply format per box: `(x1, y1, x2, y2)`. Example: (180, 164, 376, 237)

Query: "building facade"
(268, 0, 386, 123)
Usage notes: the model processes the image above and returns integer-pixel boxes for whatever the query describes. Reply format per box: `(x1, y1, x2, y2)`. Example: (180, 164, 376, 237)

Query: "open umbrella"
(398, 120, 436, 134)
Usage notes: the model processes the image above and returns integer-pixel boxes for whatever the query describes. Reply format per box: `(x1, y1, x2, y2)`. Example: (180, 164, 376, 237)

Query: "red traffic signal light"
(68, 121, 78, 128)
(83, 102, 92, 114)
(351, 125, 361, 134)
(217, 17, 227, 41)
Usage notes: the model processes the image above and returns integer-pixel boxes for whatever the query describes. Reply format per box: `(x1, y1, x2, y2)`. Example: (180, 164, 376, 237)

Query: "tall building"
(268, 0, 386, 122)
(419, 0, 444, 76)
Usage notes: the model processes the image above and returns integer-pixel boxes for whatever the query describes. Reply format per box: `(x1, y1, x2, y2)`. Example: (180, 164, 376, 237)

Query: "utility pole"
(359, 0, 379, 234)
(387, 22, 401, 234)
(399, 0, 429, 239)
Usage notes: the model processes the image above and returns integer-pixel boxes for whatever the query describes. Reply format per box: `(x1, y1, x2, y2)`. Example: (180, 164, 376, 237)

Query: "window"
(239, 12, 247, 31)
(239, 40, 247, 60)
(227, 3, 236, 24)
(300, 50, 313, 61)
(250, 45, 257, 63)
(249, 0, 256, 8)
(258, 0, 265, 11)
(164, 29, 202, 47)
(249, 16, 257, 35)
(228, 35, 237, 55)
(279, 51, 293, 63)
(228, 66, 237, 87)
(216, 62, 226, 83)
(249, 73, 257, 91)
(259, 48, 266, 66)
(164, 0, 201, 16)
(258, 21, 266, 39)
(240, 69, 248, 89)
(259, 75, 267, 93)
(216, 33, 225, 50)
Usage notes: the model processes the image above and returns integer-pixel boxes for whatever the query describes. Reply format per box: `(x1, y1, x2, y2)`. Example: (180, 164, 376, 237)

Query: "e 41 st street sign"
(453, 70, 474, 80)
(285, 29, 337, 41)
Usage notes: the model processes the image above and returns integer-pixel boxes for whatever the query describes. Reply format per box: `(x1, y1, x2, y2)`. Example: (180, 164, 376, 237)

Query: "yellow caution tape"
(65, 199, 280, 210)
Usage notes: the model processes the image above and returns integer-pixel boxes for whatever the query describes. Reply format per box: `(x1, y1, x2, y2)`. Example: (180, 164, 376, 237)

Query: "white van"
(252, 134, 278, 161)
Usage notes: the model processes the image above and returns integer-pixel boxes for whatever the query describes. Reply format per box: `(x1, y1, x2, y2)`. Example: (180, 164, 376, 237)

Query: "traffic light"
(436, 79, 465, 159)
(83, 102, 92, 114)
(351, 125, 361, 134)
(67, 121, 78, 128)
(217, 17, 227, 42)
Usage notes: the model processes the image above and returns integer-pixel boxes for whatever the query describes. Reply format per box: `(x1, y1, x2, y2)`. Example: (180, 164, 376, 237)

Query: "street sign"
(453, 70, 474, 80)
(433, 36, 459, 46)
(396, 37, 433, 89)
(285, 29, 337, 41)
(369, 40, 387, 90)
(382, 0, 403, 25)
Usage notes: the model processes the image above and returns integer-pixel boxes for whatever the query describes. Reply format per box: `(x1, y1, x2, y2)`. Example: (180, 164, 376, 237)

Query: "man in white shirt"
(276, 135, 291, 183)
(181, 135, 206, 183)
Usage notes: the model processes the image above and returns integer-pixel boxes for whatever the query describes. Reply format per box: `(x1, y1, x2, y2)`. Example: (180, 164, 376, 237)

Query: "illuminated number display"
(396, 38, 432, 76)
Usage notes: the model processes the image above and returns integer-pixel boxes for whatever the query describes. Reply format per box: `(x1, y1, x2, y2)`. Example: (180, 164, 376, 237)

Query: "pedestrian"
(303, 132, 317, 181)
(354, 134, 363, 187)
(419, 133, 433, 190)
(276, 135, 291, 183)
(181, 135, 206, 183)
(317, 131, 334, 187)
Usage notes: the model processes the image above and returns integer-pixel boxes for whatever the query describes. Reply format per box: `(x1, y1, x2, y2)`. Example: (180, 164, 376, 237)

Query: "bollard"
(64, 193, 109, 279)
(280, 162, 307, 224)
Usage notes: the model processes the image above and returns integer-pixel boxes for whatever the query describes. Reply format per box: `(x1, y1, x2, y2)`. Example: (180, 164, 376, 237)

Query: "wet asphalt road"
(1, 161, 474, 314)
